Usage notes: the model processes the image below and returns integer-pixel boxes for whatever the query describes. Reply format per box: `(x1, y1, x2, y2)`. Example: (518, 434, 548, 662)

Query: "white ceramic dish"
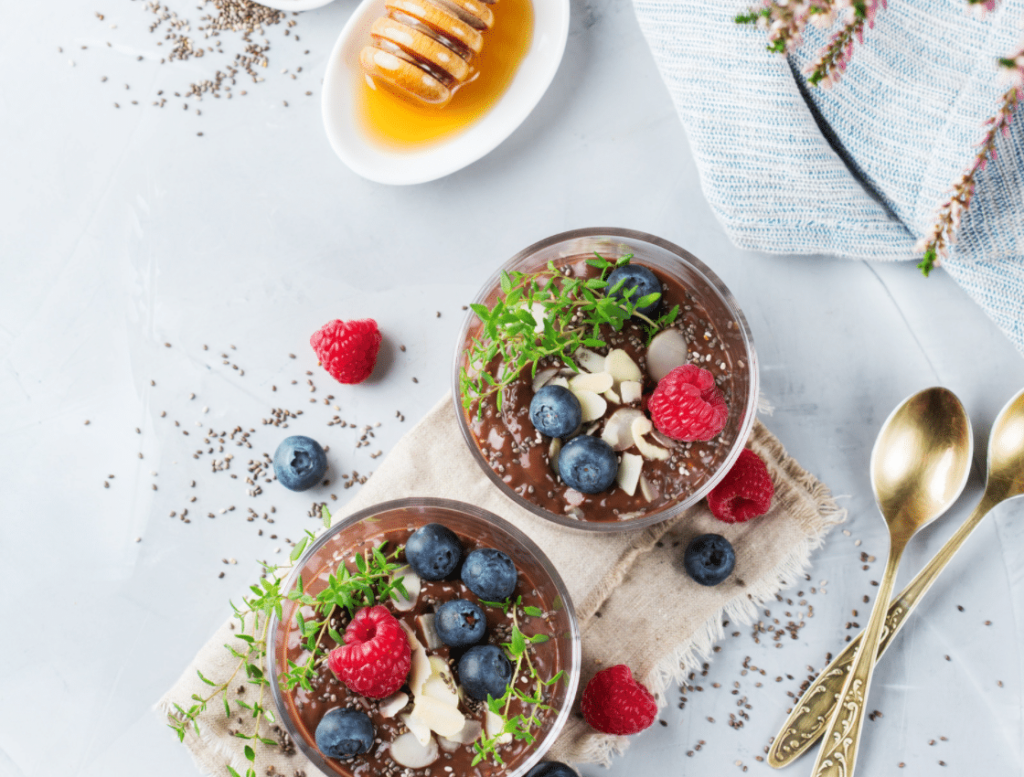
(321, 0, 570, 185)
(258, 0, 336, 11)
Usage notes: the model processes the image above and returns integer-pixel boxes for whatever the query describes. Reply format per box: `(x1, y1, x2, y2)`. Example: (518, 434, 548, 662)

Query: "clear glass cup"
(452, 227, 759, 533)
(267, 497, 581, 777)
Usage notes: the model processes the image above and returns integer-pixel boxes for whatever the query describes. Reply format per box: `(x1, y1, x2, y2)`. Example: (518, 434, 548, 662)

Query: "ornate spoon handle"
(768, 498, 993, 768)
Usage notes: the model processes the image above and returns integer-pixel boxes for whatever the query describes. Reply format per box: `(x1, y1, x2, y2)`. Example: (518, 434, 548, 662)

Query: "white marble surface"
(2, 1, 1023, 776)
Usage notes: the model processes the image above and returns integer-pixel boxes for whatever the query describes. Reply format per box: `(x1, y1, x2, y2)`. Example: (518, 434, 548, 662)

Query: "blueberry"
(314, 707, 374, 760)
(526, 763, 578, 777)
(530, 385, 582, 438)
(434, 599, 487, 648)
(558, 435, 618, 494)
(606, 264, 662, 317)
(273, 436, 327, 492)
(461, 548, 517, 601)
(405, 523, 462, 580)
(684, 533, 736, 586)
(457, 644, 513, 701)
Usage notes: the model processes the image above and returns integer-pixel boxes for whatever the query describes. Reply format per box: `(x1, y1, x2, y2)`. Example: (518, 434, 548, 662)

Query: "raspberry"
(581, 664, 657, 735)
(648, 364, 728, 441)
(310, 319, 382, 385)
(707, 448, 774, 523)
(327, 605, 411, 699)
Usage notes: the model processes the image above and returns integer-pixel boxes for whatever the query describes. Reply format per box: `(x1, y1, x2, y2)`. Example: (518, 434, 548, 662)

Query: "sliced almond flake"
(601, 408, 645, 451)
(548, 437, 561, 472)
(413, 697, 465, 736)
(616, 452, 643, 496)
(379, 692, 410, 719)
(425, 657, 459, 707)
(442, 719, 482, 746)
(400, 713, 433, 747)
(573, 348, 606, 374)
(565, 488, 585, 506)
(548, 376, 569, 389)
(417, 613, 442, 650)
(605, 348, 642, 383)
(651, 429, 679, 449)
(485, 710, 513, 745)
(531, 367, 559, 393)
(564, 506, 584, 519)
(570, 388, 607, 422)
(646, 328, 688, 382)
(639, 473, 659, 502)
(604, 387, 621, 404)
(631, 417, 670, 461)
(400, 623, 431, 699)
(391, 730, 439, 767)
(530, 302, 547, 333)
(392, 566, 421, 611)
(620, 380, 642, 404)
(569, 371, 614, 394)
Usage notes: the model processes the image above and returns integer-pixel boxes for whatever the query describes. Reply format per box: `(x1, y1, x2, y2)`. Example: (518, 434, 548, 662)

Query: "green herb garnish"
(459, 253, 679, 416)
(471, 597, 566, 767)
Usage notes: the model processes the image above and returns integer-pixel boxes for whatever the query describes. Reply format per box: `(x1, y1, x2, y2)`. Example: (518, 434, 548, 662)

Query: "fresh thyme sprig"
(471, 597, 565, 767)
(460, 253, 680, 416)
(166, 506, 408, 777)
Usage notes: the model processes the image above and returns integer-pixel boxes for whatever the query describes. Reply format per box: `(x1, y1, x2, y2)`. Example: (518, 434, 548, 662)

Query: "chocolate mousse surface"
(275, 525, 565, 777)
(462, 256, 745, 523)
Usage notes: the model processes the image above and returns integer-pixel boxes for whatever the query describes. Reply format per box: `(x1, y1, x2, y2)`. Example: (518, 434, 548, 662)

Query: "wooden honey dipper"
(360, 0, 498, 107)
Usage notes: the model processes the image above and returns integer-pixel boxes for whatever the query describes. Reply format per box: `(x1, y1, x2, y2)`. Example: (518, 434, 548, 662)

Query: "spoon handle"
(767, 498, 993, 768)
(810, 546, 904, 777)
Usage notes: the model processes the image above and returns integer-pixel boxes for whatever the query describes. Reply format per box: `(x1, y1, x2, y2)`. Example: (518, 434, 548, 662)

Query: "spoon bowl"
(322, 0, 570, 184)
(811, 387, 972, 777)
(987, 387, 1024, 504)
(870, 387, 974, 540)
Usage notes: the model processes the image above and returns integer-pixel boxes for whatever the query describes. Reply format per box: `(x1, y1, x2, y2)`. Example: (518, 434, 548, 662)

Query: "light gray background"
(1, 1, 1022, 776)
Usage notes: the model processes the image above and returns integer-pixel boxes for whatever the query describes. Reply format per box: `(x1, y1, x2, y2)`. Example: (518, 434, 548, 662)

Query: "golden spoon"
(808, 387, 973, 777)
(769, 387, 1024, 768)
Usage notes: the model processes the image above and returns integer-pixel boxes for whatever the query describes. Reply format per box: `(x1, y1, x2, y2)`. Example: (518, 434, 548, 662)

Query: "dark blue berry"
(530, 385, 583, 438)
(314, 707, 374, 760)
(457, 644, 513, 701)
(461, 548, 517, 601)
(684, 534, 736, 586)
(434, 599, 487, 648)
(405, 523, 462, 581)
(606, 264, 662, 317)
(526, 763, 578, 777)
(273, 436, 327, 492)
(558, 435, 618, 494)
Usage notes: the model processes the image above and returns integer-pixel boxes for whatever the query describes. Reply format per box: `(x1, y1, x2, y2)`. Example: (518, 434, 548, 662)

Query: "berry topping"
(461, 548, 517, 602)
(530, 385, 583, 438)
(314, 707, 375, 760)
(581, 664, 657, 735)
(327, 605, 411, 699)
(434, 599, 486, 648)
(557, 435, 618, 494)
(310, 318, 382, 385)
(683, 533, 736, 586)
(648, 364, 728, 441)
(405, 523, 462, 580)
(457, 644, 513, 701)
(526, 763, 578, 777)
(707, 448, 774, 523)
(606, 264, 662, 317)
(273, 435, 327, 492)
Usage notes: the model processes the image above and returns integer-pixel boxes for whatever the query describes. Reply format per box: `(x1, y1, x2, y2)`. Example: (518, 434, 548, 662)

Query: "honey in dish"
(357, 0, 534, 149)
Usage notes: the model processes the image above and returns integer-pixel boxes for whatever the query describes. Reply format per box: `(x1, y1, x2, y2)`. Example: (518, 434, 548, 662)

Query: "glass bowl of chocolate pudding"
(267, 497, 581, 777)
(453, 228, 759, 533)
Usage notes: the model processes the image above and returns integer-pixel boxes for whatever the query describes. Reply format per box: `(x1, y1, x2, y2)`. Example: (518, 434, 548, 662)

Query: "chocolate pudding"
(457, 245, 756, 526)
(270, 504, 576, 777)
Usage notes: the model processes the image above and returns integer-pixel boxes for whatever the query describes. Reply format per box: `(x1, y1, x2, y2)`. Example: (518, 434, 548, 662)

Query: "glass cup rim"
(267, 496, 582, 777)
(451, 227, 760, 533)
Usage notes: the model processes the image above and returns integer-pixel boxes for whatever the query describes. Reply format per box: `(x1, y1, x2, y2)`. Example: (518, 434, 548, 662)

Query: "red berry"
(708, 449, 774, 523)
(310, 319, 382, 385)
(648, 364, 728, 441)
(581, 664, 657, 735)
(327, 605, 411, 699)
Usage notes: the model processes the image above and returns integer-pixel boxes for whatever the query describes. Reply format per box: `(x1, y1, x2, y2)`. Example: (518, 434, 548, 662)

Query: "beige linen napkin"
(158, 394, 842, 775)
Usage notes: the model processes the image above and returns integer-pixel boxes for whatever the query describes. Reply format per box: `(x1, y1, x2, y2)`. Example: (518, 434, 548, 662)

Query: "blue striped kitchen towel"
(632, 0, 1024, 354)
